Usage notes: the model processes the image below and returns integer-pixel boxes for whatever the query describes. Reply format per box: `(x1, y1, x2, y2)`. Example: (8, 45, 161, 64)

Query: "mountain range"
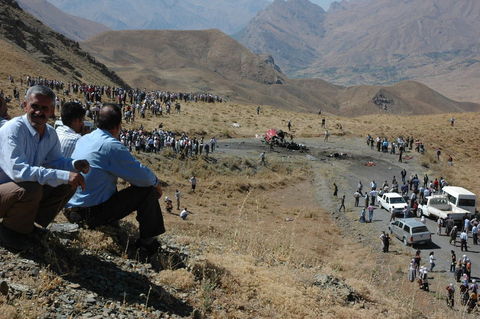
(1, 0, 477, 116)
(46, 0, 270, 35)
(237, 0, 480, 102)
(82, 29, 480, 115)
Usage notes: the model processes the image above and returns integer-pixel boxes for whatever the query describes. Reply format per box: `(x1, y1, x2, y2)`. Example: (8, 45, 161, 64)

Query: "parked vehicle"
(442, 186, 477, 215)
(377, 192, 408, 216)
(388, 219, 432, 246)
(417, 195, 470, 222)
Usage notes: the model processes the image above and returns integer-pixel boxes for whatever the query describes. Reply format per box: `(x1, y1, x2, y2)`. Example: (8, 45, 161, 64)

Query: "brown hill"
(82, 29, 480, 115)
(0, 0, 126, 86)
(16, 0, 110, 41)
(237, 0, 480, 102)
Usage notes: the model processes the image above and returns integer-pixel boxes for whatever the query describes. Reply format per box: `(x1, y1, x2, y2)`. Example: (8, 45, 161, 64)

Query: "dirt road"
(217, 136, 480, 284)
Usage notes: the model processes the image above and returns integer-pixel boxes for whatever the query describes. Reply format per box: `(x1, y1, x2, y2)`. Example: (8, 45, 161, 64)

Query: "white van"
(442, 186, 477, 215)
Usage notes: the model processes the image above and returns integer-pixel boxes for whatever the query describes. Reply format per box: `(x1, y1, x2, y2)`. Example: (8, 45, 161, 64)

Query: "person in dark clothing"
(338, 195, 346, 212)
(450, 250, 457, 273)
(333, 183, 338, 197)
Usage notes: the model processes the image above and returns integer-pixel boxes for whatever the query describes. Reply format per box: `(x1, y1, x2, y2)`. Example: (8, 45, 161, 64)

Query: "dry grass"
(1, 78, 478, 318)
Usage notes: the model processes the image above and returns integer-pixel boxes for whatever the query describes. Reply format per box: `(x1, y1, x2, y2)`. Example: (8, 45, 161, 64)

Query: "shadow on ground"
(19, 234, 193, 317)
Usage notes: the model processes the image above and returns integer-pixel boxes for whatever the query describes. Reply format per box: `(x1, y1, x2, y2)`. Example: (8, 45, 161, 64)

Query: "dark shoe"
(134, 238, 160, 258)
(0, 224, 32, 252)
(29, 225, 50, 241)
(63, 208, 86, 224)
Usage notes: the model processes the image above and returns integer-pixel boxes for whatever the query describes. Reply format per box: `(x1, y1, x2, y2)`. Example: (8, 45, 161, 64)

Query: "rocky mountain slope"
(0, 0, 126, 87)
(47, 0, 270, 34)
(235, 0, 326, 72)
(82, 29, 479, 115)
(237, 0, 480, 102)
(16, 0, 110, 41)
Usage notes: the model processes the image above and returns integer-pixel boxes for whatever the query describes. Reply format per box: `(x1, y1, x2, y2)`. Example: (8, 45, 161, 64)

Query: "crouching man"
(66, 104, 165, 255)
(0, 86, 89, 251)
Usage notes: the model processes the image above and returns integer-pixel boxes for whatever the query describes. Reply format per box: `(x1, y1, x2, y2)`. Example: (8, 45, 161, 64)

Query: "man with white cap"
(460, 230, 468, 251)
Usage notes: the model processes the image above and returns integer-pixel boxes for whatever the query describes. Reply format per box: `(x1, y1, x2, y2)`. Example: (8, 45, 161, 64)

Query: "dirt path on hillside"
(217, 136, 480, 288)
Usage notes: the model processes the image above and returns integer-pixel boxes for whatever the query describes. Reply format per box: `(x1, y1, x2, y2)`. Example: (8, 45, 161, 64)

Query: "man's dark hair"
(61, 102, 86, 126)
(97, 103, 122, 130)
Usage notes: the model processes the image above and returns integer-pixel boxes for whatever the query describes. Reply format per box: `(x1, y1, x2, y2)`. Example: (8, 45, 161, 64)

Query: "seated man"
(67, 104, 165, 255)
(56, 101, 86, 157)
(0, 85, 89, 251)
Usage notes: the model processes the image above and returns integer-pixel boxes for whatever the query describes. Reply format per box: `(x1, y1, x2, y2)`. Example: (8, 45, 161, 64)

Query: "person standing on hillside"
(66, 104, 165, 256)
(0, 85, 89, 251)
(56, 102, 86, 158)
(287, 120, 292, 131)
(256, 106, 261, 115)
(175, 189, 181, 211)
(450, 117, 455, 127)
(190, 175, 197, 193)
(324, 129, 330, 142)
(0, 95, 11, 128)
(259, 152, 266, 166)
(333, 183, 338, 197)
(338, 195, 346, 212)
(353, 190, 361, 207)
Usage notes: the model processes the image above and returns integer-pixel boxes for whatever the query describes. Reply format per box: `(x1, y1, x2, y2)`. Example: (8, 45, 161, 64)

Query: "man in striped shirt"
(56, 102, 86, 157)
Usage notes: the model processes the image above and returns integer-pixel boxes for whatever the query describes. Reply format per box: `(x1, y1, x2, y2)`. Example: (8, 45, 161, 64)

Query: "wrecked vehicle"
(263, 129, 309, 152)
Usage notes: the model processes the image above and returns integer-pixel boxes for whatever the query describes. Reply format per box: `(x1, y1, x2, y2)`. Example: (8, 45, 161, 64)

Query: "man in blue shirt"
(67, 104, 165, 255)
(0, 86, 89, 251)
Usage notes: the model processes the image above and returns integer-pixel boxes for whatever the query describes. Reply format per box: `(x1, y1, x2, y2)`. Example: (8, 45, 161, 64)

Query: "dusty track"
(217, 136, 480, 288)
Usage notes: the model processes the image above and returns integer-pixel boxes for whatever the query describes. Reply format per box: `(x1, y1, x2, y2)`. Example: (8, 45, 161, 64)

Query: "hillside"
(237, 0, 480, 102)
(82, 29, 480, 115)
(47, 0, 270, 34)
(16, 0, 110, 41)
(0, 0, 126, 87)
(235, 0, 326, 72)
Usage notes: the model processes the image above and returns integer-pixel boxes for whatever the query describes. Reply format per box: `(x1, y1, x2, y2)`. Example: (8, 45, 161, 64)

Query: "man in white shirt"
(180, 208, 189, 220)
(56, 102, 86, 157)
(0, 86, 89, 251)
(472, 225, 478, 245)
(460, 230, 468, 252)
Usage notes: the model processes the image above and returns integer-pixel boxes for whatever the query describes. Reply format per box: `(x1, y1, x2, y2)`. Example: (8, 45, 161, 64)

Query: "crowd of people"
(0, 81, 217, 257)
(366, 134, 426, 162)
(120, 127, 217, 157)
(342, 153, 478, 311)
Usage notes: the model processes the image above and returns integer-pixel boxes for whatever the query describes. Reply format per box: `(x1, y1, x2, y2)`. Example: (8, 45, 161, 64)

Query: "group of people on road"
(366, 134, 426, 162)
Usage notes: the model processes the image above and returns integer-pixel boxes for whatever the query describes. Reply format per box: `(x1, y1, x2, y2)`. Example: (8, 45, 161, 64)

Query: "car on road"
(388, 219, 432, 246)
(377, 192, 408, 216)
(417, 195, 470, 222)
